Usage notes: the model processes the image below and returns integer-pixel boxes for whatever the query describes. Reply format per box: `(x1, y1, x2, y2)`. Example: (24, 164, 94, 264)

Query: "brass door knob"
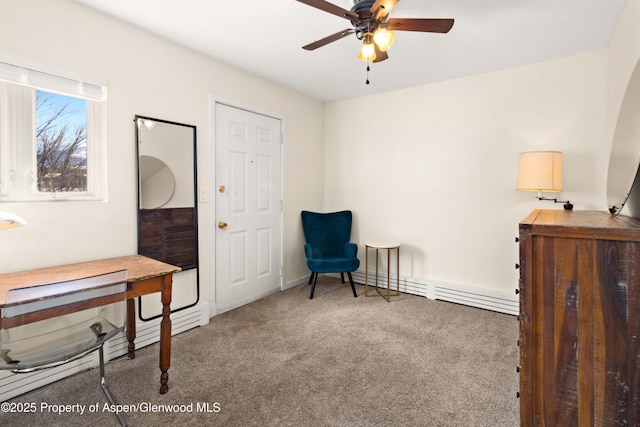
(218, 221, 228, 229)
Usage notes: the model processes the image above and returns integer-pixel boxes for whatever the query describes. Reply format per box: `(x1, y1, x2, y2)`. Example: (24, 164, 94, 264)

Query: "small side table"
(365, 242, 400, 302)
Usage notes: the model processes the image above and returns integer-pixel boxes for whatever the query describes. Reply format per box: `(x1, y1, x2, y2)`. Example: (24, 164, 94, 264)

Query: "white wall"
(1, 0, 636, 306)
(324, 50, 608, 294)
(0, 0, 323, 305)
(608, 0, 640, 142)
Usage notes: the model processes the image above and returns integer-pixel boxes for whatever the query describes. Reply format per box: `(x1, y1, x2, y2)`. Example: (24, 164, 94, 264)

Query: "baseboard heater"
(350, 270, 518, 316)
(0, 302, 208, 402)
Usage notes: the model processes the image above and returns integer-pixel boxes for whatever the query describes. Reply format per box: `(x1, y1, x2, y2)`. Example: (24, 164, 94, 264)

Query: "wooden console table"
(0, 255, 180, 394)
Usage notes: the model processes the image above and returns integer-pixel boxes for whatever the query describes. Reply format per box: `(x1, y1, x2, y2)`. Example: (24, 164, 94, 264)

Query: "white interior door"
(215, 103, 283, 312)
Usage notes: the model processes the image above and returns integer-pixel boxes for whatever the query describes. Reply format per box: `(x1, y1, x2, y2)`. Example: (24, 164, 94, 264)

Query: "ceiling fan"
(296, 0, 454, 63)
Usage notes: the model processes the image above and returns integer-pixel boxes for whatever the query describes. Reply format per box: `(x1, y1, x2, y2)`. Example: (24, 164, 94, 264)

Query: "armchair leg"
(309, 273, 318, 299)
(340, 273, 345, 284)
(347, 272, 357, 298)
(308, 272, 316, 285)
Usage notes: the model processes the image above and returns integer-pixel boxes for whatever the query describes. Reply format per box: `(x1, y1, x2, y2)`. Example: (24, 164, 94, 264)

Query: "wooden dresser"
(518, 209, 640, 426)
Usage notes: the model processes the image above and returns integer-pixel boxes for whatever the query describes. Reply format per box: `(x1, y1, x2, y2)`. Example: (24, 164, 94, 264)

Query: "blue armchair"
(301, 210, 360, 299)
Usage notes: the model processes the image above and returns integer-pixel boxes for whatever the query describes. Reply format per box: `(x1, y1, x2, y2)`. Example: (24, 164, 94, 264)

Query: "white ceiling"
(72, 0, 628, 103)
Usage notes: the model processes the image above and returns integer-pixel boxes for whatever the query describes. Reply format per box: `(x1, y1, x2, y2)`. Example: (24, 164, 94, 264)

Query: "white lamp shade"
(0, 211, 27, 231)
(516, 151, 563, 193)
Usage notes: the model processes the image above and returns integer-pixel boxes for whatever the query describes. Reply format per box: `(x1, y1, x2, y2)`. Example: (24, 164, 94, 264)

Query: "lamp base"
(537, 196, 573, 210)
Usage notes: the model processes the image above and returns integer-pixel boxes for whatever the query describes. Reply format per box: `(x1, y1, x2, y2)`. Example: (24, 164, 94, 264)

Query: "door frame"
(208, 95, 285, 316)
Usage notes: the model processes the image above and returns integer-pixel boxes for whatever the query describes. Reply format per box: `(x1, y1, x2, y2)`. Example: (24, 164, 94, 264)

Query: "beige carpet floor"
(1, 276, 520, 426)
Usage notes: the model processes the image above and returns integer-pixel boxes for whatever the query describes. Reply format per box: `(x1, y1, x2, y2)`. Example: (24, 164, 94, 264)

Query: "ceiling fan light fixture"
(373, 27, 395, 51)
(297, 0, 455, 67)
(358, 34, 377, 61)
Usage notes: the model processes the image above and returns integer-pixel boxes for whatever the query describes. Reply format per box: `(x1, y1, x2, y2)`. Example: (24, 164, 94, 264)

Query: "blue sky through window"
(35, 90, 88, 192)
(36, 90, 87, 137)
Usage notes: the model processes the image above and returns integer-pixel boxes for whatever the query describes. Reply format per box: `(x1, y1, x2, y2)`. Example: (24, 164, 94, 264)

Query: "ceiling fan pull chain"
(366, 64, 371, 85)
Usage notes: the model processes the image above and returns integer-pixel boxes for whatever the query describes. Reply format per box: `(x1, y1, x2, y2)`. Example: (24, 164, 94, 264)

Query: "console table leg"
(126, 298, 136, 359)
(159, 274, 173, 394)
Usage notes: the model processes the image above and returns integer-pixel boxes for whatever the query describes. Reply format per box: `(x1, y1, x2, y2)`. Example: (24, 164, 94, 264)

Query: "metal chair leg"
(99, 345, 126, 427)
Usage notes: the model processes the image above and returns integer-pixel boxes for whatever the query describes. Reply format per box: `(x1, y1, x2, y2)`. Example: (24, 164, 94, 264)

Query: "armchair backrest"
(301, 210, 353, 258)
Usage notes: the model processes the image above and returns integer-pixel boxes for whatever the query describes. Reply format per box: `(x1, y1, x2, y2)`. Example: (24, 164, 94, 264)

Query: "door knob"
(218, 221, 228, 229)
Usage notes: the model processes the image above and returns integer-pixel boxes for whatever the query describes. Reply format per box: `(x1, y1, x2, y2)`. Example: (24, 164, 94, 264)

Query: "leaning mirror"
(607, 58, 640, 217)
(135, 116, 199, 319)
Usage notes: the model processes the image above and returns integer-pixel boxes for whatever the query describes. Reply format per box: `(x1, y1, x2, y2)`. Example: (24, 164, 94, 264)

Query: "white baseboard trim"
(352, 270, 518, 316)
(277, 271, 518, 316)
(426, 279, 518, 315)
(0, 301, 209, 402)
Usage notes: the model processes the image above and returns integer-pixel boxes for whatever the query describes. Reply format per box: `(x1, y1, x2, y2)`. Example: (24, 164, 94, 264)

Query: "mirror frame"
(135, 115, 199, 320)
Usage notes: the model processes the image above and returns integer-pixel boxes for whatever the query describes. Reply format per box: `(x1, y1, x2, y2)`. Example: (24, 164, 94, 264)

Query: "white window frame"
(0, 55, 107, 202)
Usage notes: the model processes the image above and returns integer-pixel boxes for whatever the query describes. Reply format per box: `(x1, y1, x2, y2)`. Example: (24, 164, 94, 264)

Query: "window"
(36, 91, 87, 193)
(0, 57, 107, 201)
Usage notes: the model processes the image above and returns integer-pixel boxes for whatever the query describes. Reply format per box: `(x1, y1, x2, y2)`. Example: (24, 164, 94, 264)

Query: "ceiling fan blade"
(373, 46, 389, 63)
(370, 0, 398, 19)
(296, 0, 359, 21)
(302, 29, 355, 50)
(385, 18, 454, 33)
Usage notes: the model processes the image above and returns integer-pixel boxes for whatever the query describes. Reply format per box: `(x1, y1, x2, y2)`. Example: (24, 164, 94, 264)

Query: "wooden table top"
(520, 209, 640, 241)
(0, 255, 180, 306)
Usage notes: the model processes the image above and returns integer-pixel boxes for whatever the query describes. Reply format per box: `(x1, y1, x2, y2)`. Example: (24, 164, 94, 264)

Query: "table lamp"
(0, 211, 27, 231)
(516, 151, 573, 210)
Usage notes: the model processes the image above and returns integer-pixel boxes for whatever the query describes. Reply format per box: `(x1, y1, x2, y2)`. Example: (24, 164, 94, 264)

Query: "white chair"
(0, 270, 128, 426)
